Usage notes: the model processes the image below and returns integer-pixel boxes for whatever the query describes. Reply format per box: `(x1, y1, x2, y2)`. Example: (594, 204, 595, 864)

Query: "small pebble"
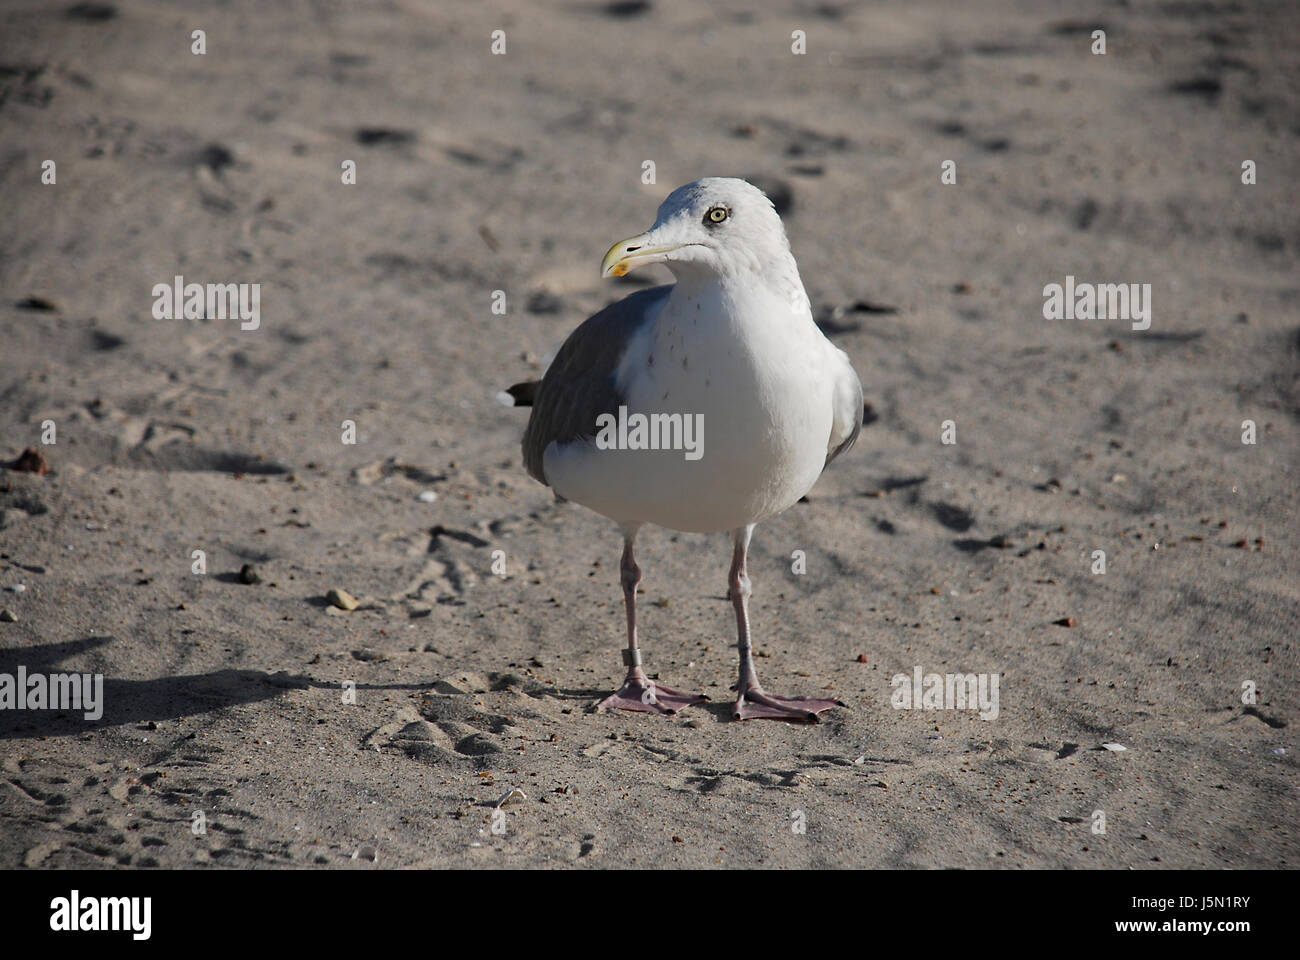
(417, 490, 437, 503)
(9, 447, 50, 475)
(327, 587, 359, 611)
(0, 609, 16, 622)
(238, 564, 261, 585)
(495, 788, 527, 808)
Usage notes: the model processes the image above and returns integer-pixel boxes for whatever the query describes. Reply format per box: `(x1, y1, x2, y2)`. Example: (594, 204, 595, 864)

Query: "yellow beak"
(600, 232, 678, 278)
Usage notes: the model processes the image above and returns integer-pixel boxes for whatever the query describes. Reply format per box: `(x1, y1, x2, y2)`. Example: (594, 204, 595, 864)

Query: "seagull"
(517, 177, 863, 722)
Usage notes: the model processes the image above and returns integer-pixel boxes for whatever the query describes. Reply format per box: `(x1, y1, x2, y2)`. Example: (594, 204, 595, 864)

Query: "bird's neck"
(670, 252, 812, 321)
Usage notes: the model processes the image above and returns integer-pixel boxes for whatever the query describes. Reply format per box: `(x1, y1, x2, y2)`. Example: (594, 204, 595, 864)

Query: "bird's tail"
(505, 380, 540, 407)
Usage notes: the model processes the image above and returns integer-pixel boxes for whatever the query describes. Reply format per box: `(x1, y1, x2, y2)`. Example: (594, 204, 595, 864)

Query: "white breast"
(543, 279, 836, 533)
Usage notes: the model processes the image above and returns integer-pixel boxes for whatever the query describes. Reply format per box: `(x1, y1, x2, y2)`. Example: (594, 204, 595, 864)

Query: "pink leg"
(729, 525, 843, 722)
(597, 529, 707, 716)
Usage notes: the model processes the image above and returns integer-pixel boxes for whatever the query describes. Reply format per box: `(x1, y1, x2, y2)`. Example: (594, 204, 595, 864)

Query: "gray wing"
(522, 285, 671, 486)
(824, 351, 864, 468)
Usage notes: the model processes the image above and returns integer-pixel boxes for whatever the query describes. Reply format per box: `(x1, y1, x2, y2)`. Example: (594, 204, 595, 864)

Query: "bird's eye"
(705, 205, 729, 225)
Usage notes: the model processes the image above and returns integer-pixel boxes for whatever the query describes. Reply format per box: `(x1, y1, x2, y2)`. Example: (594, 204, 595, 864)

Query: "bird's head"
(600, 177, 796, 284)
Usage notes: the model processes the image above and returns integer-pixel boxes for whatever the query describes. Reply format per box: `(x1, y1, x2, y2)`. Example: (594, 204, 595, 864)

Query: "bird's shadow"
(0, 636, 425, 740)
(551, 686, 613, 704)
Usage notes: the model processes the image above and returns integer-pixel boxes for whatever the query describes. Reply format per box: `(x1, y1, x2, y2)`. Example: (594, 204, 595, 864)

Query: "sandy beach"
(1, 0, 1296, 869)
